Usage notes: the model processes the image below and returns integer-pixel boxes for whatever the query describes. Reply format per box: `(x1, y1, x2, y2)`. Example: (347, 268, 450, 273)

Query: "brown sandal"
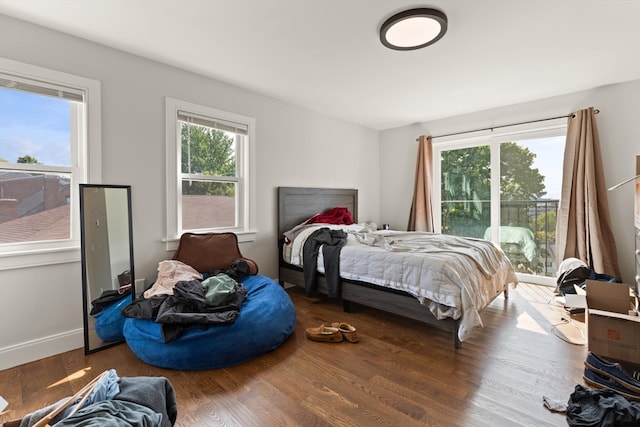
(305, 324, 343, 342)
(331, 322, 359, 343)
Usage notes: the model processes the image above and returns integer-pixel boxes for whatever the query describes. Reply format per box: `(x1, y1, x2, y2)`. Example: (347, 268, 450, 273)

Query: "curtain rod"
(416, 109, 599, 141)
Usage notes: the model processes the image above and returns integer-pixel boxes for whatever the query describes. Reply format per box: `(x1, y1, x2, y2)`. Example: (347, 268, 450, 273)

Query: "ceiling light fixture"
(380, 8, 448, 51)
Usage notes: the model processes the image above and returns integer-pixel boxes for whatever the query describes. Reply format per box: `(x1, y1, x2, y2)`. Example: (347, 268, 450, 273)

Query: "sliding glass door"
(440, 145, 491, 239)
(434, 130, 565, 285)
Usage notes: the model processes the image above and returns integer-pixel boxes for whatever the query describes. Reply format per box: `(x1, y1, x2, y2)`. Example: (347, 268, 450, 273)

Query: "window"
(166, 98, 255, 245)
(434, 125, 565, 285)
(0, 58, 101, 267)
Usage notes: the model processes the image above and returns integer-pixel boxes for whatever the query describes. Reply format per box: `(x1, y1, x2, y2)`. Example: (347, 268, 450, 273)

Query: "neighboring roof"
(0, 204, 69, 244)
(0, 195, 232, 244)
(182, 194, 234, 230)
(0, 171, 35, 181)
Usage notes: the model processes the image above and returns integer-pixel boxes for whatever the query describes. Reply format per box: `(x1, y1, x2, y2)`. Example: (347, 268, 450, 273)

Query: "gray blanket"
(18, 375, 177, 427)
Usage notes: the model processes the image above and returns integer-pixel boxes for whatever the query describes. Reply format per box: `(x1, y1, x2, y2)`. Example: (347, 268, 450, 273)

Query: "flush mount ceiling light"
(380, 8, 448, 51)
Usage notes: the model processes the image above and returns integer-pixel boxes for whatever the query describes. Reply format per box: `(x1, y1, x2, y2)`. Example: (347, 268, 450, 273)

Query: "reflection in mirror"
(80, 184, 134, 354)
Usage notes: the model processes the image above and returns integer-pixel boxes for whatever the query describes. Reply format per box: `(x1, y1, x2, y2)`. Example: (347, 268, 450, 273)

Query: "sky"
(0, 88, 71, 166)
(518, 136, 565, 200)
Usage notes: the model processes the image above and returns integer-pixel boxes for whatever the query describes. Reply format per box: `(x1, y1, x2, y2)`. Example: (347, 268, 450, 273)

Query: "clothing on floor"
(17, 374, 177, 427)
(566, 384, 640, 427)
(543, 395, 568, 413)
(54, 400, 162, 426)
(116, 376, 178, 427)
(18, 370, 120, 427)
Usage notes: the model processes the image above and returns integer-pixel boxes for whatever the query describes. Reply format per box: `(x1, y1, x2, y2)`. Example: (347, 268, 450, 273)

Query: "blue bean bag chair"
(93, 296, 130, 342)
(123, 274, 296, 370)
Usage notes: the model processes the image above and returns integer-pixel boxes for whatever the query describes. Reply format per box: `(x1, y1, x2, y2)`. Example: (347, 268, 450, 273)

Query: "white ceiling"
(1, 0, 639, 130)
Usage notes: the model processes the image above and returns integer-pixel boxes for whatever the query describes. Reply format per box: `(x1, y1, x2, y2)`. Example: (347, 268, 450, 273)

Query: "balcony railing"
(441, 199, 559, 277)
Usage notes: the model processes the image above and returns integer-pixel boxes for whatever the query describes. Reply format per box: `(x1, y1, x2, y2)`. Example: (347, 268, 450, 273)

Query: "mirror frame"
(79, 184, 135, 354)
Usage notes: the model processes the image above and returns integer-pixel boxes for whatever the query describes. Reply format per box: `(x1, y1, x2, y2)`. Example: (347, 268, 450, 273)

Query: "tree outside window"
(179, 115, 243, 231)
(440, 139, 562, 277)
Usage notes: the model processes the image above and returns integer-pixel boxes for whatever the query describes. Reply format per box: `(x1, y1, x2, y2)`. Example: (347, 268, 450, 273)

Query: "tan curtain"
(407, 135, 434, 232)
(556, 107, 621, 278)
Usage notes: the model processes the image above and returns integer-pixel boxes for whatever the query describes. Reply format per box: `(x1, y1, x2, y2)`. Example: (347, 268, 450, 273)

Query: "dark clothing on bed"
(303, 227, 347, 298)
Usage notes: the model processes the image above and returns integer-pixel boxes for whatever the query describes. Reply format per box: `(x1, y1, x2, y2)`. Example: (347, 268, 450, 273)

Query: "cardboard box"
(586, 279, 640, 365)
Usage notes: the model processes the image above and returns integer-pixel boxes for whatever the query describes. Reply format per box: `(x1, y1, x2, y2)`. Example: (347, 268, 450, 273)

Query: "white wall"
(2, 12, 636, 371)
(380, 80, 640, 285)
(0, 15, 380, 369)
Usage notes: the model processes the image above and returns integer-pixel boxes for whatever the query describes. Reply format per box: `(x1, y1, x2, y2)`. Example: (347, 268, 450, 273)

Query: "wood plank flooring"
(0, 282, 588, 426)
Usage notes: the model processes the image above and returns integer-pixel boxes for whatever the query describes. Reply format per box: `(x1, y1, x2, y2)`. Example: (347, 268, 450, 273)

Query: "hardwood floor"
(0, 282, 587, 426)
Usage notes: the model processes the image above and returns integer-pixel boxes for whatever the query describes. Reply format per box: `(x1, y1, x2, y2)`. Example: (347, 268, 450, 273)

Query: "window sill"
(0, 245, 81, 270)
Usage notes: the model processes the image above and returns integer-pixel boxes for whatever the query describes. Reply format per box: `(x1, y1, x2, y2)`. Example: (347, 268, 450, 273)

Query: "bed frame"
(277, 186, 463, 348)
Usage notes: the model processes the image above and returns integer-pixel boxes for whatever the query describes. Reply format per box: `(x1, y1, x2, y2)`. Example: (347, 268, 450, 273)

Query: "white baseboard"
(0, 329, 83, 371)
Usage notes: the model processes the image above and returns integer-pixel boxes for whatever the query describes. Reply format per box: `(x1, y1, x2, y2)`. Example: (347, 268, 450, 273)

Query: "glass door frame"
(432, 121, 566, 286)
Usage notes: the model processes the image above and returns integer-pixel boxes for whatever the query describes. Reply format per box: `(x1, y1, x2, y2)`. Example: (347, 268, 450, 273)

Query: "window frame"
(432, 120, 566, 286)
(165, 97, 256, 249)
(0, 58, 101, 270)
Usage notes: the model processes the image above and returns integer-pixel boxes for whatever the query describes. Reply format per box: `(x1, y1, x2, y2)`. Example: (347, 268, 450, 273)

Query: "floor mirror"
(80, 184, 134, 354)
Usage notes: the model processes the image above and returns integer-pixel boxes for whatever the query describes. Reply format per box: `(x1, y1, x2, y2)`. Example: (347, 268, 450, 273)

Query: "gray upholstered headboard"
(277, 187, 358, 236)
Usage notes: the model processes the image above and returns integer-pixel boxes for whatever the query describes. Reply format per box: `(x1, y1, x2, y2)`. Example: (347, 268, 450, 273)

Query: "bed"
(277, 187, 518, 348)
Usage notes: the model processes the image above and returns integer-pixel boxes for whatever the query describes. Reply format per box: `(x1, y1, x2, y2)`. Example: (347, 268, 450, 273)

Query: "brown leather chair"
(172, 232, 258, 275)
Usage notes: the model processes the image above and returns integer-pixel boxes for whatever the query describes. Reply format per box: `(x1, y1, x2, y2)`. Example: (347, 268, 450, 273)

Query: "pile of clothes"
(16, 369, 177, 427)
(555, 257, 621, 296)
(123, 259, 250, 342)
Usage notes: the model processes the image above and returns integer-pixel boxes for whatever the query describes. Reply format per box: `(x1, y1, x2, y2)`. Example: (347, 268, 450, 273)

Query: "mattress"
(282, 223, 518, 341)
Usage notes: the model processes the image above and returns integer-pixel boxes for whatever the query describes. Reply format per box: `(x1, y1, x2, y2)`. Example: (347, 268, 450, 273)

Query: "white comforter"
(283, 223, 518, 341)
